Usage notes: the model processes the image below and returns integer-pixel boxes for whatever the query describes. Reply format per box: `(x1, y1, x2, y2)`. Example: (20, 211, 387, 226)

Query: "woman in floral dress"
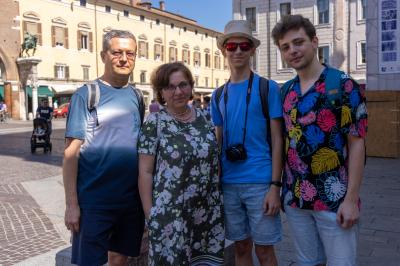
(138, 62, 224, 266)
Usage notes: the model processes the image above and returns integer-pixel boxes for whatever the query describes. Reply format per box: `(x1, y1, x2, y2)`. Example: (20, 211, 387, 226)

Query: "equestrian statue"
(20, 32, 37, 57)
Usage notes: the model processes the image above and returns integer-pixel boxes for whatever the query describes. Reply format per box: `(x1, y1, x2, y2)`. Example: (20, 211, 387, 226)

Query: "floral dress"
(138, 108, 224, 266)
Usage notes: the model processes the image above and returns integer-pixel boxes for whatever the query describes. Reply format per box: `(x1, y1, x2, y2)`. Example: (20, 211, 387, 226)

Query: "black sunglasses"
(224, 42, 253, 52)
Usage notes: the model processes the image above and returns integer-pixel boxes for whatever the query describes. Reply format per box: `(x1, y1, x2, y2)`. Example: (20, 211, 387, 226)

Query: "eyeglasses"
(109, 50, 136, 59)
(163, 81, 191, 92)
(224, 42, 253, 52)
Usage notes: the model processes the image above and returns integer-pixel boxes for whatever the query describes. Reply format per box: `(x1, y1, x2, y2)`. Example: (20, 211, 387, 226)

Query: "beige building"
(232, 0, 366, 85)
(1, 0, 230, 119)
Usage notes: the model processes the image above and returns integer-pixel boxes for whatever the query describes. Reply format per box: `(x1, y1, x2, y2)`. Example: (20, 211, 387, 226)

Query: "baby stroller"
(30, 118, 52, 153)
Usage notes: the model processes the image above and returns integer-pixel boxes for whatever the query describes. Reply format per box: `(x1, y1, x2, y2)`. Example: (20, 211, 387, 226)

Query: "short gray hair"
(102, 30, 136, 51)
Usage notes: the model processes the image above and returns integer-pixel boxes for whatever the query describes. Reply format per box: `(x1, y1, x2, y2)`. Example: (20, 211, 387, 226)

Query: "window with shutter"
(318, 46, 330, 64)
(55, 65, 65, 79)
(64, 28, 69, 49)
(82, 66, 89, 80)
(194, 52, 200, 67)
(245, 7, 256, 31)
(24, 21, 42, 45)
(205, 53, 210, 68)
(89, 32, 93, 52)
(183, 50, 189, 64)
(169, 47, 175, 62)
(54, 26, 65, 47)
(65, 66, 69, 79)
(214, 55, 220, 69)
(139, 41, 148, 58)
(317, 0, 329, 24)
(154, 44, 162, 61)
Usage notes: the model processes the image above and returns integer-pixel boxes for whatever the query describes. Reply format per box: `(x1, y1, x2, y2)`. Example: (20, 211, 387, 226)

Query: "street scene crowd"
(58, 14, 369, 266)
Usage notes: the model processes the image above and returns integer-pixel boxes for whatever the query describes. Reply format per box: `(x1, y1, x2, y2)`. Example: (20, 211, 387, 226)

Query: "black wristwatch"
(270, 181, 283, 187)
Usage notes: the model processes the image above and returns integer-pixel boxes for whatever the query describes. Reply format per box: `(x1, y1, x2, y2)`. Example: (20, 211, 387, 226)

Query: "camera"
(225, 144, 247, 162)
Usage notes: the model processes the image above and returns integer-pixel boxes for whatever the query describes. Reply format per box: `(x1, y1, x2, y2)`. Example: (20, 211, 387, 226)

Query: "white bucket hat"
(217, 20, 261, 50)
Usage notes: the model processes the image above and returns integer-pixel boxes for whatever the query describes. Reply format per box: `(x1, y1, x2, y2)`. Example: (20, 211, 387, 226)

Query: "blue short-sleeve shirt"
(211, 74, 282, 184)
(65, 80, 142, 209)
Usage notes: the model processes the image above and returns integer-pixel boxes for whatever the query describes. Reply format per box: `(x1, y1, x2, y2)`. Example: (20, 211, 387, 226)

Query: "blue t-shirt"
(211, 74, 282, 184)
(37, 106, 53, 120)
(65, 80, 141, 209)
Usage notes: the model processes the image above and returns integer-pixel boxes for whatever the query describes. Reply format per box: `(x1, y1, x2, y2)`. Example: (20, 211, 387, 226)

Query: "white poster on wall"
(379, 0, 400, 74)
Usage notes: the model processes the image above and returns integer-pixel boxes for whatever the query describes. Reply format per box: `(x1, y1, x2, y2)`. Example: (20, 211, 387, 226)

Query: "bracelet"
(269, 181, 283, 187)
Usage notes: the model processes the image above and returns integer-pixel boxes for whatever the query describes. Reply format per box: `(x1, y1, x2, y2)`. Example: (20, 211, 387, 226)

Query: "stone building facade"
(0, 0, 22, 119)
(1, 0, 230, 119)
(232, 0, 366, 85)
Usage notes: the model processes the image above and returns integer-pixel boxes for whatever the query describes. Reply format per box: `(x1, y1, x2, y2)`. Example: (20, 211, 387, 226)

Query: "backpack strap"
(259, 77, 271, 151)
(325, 67, 346, 107)
(86, 81, 100, 126)
(281, 78, 295, 104)
(87, 81, 100, 112)
(214, 84, 225, 114)
(131, 86, 145, 126)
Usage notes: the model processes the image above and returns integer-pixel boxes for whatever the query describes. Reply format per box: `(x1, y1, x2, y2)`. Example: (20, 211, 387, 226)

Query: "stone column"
(332, 0, 345, 69)
(16, 57, 42, 120)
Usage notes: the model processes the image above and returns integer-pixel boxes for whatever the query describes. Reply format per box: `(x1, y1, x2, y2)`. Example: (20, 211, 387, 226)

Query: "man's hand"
(65, 203, 81, 233)
(263, 186, 281, 216)
(336, 199, 359, 229)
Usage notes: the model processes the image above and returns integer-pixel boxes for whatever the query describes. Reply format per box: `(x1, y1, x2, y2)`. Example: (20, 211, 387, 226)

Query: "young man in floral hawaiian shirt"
(272, 15, 368, 266)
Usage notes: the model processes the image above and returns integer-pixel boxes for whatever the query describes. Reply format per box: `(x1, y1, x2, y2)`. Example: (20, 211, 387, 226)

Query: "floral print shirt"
(282, 67, 368, 212)
(138, 108, 224, 266)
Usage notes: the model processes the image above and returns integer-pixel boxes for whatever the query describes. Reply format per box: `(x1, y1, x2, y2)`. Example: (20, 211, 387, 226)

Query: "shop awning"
(26, 85, 55, 97)
(0, 85, 4, 100)
(50, 84, 78, 94)
(194, 87, 214, 93)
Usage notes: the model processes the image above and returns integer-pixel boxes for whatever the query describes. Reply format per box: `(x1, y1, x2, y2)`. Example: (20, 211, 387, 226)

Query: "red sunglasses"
(224, 42, 253, 52)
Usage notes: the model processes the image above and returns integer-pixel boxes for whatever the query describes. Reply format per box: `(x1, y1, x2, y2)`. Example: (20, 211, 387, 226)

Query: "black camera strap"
(223, 71, 254, 149)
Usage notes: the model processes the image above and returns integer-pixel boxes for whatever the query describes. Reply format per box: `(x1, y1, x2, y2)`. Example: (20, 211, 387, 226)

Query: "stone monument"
(16, 33, 41, 120)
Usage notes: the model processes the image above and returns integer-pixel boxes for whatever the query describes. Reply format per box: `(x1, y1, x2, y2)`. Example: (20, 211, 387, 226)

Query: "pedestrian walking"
(36, 99, 53, 135)
(138, 62, 224, 265)
(211, 20, 284, 266)
(272, 14, 368, 265)
(63, 29, 145, 266)
(149, 99, 160, 113)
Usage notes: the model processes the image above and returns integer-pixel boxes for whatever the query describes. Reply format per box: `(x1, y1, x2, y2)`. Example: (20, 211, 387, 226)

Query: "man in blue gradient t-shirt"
(63, 30, 144, 266)
(211, 20, 284, 265)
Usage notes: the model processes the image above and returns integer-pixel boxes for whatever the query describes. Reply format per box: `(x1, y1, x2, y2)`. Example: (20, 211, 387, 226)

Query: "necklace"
(167, 106, 194, 123)
(168, 106, 190, 116)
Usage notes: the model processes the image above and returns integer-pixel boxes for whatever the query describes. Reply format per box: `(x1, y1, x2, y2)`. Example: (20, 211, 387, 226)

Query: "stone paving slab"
(0, 183, 66, 265)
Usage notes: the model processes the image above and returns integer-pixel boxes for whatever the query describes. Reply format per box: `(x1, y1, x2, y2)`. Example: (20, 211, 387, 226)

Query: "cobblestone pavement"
(0, 119, 67, 265)
(1, 119, 400, 265)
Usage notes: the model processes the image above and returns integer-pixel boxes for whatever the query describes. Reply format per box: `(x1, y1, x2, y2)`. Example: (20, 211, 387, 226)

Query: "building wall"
(233, 0, 366, 85)
(17, 0, 229, 108)
(367, 0, 400, 91)
(0, 0, 21, 118)
(365, 0, 400, 158)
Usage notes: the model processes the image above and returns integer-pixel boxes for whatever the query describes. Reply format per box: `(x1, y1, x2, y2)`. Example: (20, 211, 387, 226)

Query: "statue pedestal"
(16, 57, 42, 120)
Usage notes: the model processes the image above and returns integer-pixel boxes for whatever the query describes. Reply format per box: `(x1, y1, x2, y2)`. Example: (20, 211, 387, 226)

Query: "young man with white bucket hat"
(211, 20, 284, 266)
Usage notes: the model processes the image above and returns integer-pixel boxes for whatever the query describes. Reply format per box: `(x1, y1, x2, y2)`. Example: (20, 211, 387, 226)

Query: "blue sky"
(150, 0, 232, 32)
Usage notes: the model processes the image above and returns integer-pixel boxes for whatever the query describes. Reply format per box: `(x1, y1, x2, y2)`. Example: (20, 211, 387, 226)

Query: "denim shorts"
(71, 208, 145, 266)
(284, 195, 359, 266)
(222, 183, 282, 245)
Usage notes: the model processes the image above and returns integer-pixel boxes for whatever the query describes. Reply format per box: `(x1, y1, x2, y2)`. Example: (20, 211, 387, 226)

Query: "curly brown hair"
(151, 62, 195, 105)
(272, 14, 316, 47)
